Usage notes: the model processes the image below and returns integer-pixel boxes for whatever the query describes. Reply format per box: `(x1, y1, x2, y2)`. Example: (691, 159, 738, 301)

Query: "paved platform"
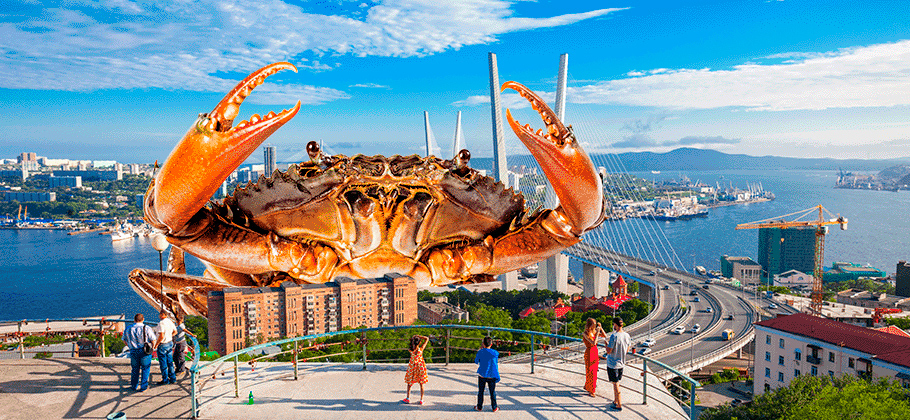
(0, 359, 688, 420)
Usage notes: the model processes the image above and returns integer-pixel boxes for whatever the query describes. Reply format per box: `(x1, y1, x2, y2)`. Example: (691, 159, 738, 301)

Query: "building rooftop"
(722, 256, 761, 266)
(755, 313, 910, 368)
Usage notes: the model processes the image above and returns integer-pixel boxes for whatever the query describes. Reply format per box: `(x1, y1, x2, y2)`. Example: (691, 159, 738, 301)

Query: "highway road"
(513, 244, 759, 376)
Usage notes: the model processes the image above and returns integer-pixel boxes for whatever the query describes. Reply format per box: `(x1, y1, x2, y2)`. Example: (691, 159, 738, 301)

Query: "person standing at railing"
(152, 311, 177, 385)
(583, 319, 609, 397)
(604, 317, 631, 411)
(474, 336, 500, 412)
(123, 313, 156, 392)
(402, 335, 429, 405)
(173, 313, 196, 377)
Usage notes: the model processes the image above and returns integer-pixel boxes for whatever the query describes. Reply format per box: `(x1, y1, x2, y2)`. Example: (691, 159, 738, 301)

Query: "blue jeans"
(130, 348, 152, 390)
(157, 342, 176, 383)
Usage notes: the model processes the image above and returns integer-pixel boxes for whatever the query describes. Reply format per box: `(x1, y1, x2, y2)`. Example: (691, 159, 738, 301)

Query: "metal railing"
(188, 324, 701, 419)
(3, 316, 201, 371)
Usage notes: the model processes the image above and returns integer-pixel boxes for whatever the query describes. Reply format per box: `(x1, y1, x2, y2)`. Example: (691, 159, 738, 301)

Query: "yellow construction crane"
(735, 205, 848, 315)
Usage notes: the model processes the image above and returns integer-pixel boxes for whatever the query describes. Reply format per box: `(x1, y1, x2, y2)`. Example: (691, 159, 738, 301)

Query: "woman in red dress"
(583, 318, 608, 397)
(403, 335, 430, 404)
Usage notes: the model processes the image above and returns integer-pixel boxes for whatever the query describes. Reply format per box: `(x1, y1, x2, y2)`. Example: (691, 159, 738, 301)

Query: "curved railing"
(188, 324, 701, 419)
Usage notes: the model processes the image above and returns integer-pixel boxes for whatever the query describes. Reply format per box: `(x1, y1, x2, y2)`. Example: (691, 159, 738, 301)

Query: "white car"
(769, 303, 778, 309)
(641, 338, 657, 347)
(706, 307, 714, 313)
(672, 325, 686, 335)
(691, 324, 701, 334)
(638, 347, 652, 355)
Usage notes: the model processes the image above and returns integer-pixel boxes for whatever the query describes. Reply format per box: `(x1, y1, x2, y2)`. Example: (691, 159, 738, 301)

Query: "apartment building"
(417, 296, 469, 324)
(208, 274, 417, 356)
(754, 313, 910, 396)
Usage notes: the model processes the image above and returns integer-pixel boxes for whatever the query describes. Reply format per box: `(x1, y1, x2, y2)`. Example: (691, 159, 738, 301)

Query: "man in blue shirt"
(123, 313, 156, 391)
(474, 336, 500, 412)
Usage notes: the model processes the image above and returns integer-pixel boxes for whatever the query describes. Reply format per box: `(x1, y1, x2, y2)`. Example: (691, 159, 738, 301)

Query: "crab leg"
(128, 268, 240, 317)
(503, 81, 603, 235)
(148, 62, 301, 235)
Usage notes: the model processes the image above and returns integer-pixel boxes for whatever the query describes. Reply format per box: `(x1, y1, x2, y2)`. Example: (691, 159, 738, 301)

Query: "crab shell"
(130, 62, 605, 318)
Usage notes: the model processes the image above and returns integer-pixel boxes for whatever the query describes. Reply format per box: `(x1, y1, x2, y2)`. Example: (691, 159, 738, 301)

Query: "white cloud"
(566, 40, 910, 111)
(0, 0, 621, 94)
(349, 83, 390, 89)
(452, 91, 555, 109)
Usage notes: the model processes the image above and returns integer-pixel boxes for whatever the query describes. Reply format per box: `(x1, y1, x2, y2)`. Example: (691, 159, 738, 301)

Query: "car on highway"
(693, 296, 700, 302)
(690, 290, 698, 296)
(662, 285, 670, 290)
(674, 280, 682, 284)
(702, 285, 709, 289)
(706, 307, 714, 313)
(769, 303, 778, 309)
(638, 347, 652, 355)
(691, 323, 701, 334)
(727, 314, 735, 320)
(641, 338, 657, 347)
(672, 325, 686, 335)
(649, 270, 656, 276)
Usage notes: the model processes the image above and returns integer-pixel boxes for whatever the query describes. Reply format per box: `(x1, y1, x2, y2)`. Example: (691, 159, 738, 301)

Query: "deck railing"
(189, 324, 701, 419)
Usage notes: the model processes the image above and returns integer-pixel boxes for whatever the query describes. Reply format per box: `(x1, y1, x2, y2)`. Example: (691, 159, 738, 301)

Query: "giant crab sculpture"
(129, 62, 604, 317)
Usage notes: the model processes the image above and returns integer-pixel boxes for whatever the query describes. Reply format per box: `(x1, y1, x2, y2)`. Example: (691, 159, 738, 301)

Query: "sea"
(1, 169, 908, 322)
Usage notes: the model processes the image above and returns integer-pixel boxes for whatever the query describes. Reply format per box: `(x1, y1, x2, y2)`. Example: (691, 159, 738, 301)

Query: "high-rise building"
(758, 227, 816, 280)
(897, 261, 910, 298)
(207, 274, 417, 355)
(263, 145, 276, 176)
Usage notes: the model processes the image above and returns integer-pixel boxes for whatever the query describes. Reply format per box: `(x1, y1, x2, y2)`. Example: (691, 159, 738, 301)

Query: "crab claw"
(151, 62, 301, 234)
(503, 81, 603, 234)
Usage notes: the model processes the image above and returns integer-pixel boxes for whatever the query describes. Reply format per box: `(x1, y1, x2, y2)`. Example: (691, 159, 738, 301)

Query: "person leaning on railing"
(174, 313, 197, 377)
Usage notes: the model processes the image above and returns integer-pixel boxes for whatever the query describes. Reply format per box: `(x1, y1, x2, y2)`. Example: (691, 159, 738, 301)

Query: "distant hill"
(608, 148, 910, 171)
(469, 148, 909, 173)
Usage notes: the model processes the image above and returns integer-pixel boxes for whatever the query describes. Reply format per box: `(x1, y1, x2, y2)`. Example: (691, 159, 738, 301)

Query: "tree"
(700, 375, 910, 420)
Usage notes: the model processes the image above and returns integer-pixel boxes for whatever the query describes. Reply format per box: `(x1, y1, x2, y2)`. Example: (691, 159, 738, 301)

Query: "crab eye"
(195, 113, 212, 133)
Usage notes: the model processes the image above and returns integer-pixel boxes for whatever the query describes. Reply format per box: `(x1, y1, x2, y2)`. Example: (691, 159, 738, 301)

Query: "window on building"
(765, 368, 771, 378)
(766, 335, 771, 345)
(828, 370, 834, 378)
(779, 338, 785, 349)
(795, 369, 800, 377)
(764, 383, 771, 392)
(778, 372, 784, 382)
(779, 355, 785, 366)
(829, 352, 835, 363)
(849, 358, 855, 368)
(766, 352, 771, 361)
(811, 366, 818, 376)
(795, 349, 801, 361)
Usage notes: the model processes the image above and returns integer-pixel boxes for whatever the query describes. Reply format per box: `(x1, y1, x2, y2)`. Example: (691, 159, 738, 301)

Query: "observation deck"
(0, 359, 687, 420)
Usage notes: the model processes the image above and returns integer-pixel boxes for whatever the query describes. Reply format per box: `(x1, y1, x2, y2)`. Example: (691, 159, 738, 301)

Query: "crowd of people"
(400, 316, 631, 412)
(123, 311, 196, 392)
(123, 312, 631, 411)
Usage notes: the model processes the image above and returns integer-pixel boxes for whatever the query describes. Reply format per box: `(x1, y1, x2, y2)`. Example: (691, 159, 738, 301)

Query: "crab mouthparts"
(205, 62, 301, 135)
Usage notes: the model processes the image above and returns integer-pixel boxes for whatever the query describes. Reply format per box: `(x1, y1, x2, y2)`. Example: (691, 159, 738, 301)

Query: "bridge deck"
(0, 358, 689, 419)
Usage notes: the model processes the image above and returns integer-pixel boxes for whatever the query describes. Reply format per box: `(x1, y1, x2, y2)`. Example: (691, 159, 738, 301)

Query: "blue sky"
(2, 0, 910, 164)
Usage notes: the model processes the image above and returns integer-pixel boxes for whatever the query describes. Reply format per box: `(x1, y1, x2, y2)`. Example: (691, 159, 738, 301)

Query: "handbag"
(142, 326, 154, 355)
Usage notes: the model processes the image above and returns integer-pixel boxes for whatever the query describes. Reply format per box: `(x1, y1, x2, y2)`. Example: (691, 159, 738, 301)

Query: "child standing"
(403, 335, 429, 404)
(474, 336, 500, 412)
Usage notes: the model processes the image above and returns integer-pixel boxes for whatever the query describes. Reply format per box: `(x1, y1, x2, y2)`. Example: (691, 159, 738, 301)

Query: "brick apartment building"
(208, 274, 417, 355)
(754, 313, 910, 396)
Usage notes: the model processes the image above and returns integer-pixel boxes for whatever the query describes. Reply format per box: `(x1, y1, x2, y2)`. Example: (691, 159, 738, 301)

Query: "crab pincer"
(502, 81, 604, 234)
(148, 62, 301, 235)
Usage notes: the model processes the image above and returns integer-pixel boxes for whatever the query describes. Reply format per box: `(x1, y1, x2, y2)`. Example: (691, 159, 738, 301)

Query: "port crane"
(736, 205, 848, 315)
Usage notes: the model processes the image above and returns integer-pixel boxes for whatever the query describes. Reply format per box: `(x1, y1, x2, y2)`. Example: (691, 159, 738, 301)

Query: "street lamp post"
(151, 233, 170, 311)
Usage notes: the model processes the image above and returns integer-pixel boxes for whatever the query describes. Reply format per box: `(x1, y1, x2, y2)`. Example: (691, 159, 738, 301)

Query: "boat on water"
(651, 171, 661, 174)
(110, 230, 132, 241)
